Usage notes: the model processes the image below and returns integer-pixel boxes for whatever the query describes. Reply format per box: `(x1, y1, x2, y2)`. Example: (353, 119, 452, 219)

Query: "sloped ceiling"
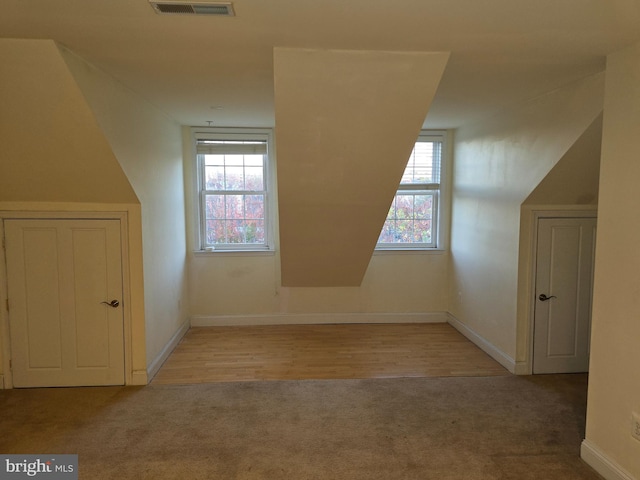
(275, 48, 449, 286)
(1, 1, 638, 288)
(525, 113, 603, 206)
(1, 1, 639, 129)
(0, 39, 138, 205)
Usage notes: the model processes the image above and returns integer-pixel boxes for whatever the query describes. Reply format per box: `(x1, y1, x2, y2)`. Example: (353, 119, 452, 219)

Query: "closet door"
(533, 217, 596, 374)
(5, 219, 125, 387)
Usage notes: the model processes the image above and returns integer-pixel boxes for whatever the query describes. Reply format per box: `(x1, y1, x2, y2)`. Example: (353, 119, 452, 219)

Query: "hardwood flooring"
(152, 322, 509, 384)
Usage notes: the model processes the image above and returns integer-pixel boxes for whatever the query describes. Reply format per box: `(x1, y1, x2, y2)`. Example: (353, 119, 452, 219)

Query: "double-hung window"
(195, 129, 273, 251)
(377, 131, 444, 250)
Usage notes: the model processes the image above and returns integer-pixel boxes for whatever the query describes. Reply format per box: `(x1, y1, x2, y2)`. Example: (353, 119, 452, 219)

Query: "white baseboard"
(581, 439, 637, 480)
(191, 311, 448, 327)
(447, 314, 524, 374)
(130, 370, 148, 386)
(145, 318, 191, 382)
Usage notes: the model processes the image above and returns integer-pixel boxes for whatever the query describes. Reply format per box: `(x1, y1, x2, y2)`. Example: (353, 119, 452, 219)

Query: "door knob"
(101, 299, 120, 308)
(538, 294, 557, 302)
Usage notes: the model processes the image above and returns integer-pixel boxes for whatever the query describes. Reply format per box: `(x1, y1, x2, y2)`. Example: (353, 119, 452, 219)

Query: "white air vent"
(150, 1, 235, 16)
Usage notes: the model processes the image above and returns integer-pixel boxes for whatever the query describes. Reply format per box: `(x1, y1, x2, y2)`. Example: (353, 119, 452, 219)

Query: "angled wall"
(274, 48, 449, 286)
(515, 113, 602, 372)
(449, 73, 604, 371)
(60, 47, 188, 378)
(0, 39, 137, 204)
(0, 38, 188, 385)
(0, 38, 145, 384)
(524, 113, 602, 206)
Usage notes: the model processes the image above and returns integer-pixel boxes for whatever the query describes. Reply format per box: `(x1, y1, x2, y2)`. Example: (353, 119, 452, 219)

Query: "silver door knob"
(101, 299, 120, 308)
(538, 294, 557, 302)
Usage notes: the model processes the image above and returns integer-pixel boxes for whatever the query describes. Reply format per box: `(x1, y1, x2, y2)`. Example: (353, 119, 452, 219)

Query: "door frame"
(0, 211, 133, 389)
(522, 206, 597, 375)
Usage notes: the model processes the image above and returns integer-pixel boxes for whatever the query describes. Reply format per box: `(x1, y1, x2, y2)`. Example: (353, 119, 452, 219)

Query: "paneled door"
(533, 217, 597, 374)
(4, 219, 125, 387)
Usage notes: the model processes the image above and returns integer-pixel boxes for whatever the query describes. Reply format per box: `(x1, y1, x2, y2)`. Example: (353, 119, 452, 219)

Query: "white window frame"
(376, 130, 447, 251)
(192, 127, 275, 252)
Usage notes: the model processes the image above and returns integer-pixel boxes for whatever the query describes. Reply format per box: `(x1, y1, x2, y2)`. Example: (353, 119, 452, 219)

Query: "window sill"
(193, 248, 276, 257)
(373, 248, 446, 256)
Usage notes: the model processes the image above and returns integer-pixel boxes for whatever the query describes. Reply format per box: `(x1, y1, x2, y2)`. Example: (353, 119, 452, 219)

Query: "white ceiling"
(2, 0, 640, 129)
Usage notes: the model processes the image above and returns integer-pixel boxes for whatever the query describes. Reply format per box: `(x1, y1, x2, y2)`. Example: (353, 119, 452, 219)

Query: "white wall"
(183, 127, 450, 323)
(188, 252, 449, 321)
(61, 47, 189, 376)
(582, 42, 640, 480)
(449, 73, 604, 370)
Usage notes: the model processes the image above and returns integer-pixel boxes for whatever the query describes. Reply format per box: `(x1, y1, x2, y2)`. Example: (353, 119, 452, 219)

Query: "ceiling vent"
(150, 1, 235, 16)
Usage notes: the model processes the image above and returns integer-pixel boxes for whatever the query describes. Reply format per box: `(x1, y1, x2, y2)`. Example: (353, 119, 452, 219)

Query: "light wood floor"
(152, 323, 510, 384)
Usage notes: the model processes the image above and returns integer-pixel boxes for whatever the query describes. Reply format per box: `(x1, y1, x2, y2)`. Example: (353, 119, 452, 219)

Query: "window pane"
(414, 220, 432, 243)
(204, 153, 266, 192)
(395, 194, 414, 219)
(203, 194, 266, 246)
(204, 165, 224, 190)
(197, 134, 270, 249)
(245, 220, 265, 244)
(386, 197, 396, 220)
(379, 220, 396, 243)
(414, 194, 432, 220)
(205, 195, 225, 219)
(205, 219, 225, 244)
(244, 195, 264, 220)
(225, 220, 245, 243)
(225, 165, 245, 190)
(378, 192, 434, 245)
(225, 195, 244, 219)
(377, 134, 442, 248)
(395, 220, 413, 242)
(245, 166, 264, 190)
(400, 141, 440, 185)
(212, 219, 265, 244)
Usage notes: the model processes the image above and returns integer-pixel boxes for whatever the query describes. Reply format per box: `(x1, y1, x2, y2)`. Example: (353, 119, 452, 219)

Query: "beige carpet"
(0, 375, 602, 479)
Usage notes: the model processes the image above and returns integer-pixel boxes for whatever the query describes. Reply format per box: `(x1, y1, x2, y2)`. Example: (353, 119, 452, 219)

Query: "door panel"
(71, 228, 114, 368)
(533, 217, 596, 374)
(5, 219, 125, 387)
(20, 227, 64, 369)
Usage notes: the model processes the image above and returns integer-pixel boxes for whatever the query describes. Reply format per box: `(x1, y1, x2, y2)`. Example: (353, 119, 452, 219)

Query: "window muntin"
(377, 134, 443, 249)
(379, 191, 437, 244)
(196, 134, 272, 250)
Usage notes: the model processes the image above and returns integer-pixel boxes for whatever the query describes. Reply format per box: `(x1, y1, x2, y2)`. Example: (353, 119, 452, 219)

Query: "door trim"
(0, 211, 133, 388)
(523, 207, 597, 375)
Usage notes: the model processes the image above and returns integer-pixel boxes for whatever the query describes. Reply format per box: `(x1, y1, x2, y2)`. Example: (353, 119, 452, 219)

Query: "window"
(194, 129, 273, 251)
(377, 132, 444, 250)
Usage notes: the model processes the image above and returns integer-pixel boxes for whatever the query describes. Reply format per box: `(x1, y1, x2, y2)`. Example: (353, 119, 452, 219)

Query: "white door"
(4, 219, 125, 387)
(533, 217, 596, 374)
